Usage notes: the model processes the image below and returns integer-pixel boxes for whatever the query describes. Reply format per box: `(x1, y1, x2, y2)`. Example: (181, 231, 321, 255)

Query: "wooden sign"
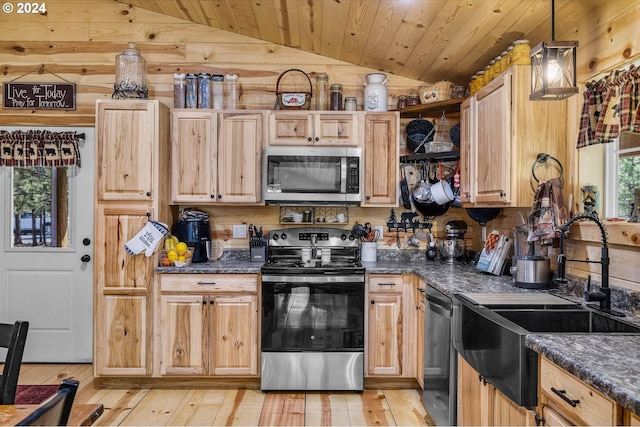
(3, 82, 76, 110)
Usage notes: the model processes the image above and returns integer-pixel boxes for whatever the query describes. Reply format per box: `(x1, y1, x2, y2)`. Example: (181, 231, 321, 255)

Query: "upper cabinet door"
(362, 113, 399, 206)
(171, 111, 218, 203)
(459, 97, 475, 204)
(217, 111, 264, 204)
(313, 113, 359, 146)
(268, 111, 314, 145)
(475, 71, 511, 204)
(96, 100, 156, 201)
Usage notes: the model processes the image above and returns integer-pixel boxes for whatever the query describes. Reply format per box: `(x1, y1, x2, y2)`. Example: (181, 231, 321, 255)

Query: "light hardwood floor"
(17, 364, 434, 426)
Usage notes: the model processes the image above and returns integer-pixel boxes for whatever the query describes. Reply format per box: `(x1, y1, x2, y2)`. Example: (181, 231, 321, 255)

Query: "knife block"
(250, 238, 267, 262)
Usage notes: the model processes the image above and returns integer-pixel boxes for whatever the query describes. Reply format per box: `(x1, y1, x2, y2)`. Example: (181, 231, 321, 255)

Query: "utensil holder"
(250, 238, 267, 262)
(361, 242, 377, 262)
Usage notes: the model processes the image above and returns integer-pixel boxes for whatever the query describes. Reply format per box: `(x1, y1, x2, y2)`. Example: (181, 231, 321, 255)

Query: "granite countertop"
(155, 249, 640, 415)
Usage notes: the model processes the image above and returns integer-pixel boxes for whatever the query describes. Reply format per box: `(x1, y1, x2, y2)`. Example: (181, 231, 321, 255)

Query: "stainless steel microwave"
(263, 146, 362, 205)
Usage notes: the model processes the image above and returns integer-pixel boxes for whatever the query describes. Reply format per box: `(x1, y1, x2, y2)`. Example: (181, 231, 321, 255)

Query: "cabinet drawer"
(160, 274, 258, 293)
(540, 357, 616, 426)
(368, 274, 404, 292)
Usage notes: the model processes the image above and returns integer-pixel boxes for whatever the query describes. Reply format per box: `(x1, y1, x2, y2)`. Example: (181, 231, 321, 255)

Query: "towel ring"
(532, 153, 563, 183)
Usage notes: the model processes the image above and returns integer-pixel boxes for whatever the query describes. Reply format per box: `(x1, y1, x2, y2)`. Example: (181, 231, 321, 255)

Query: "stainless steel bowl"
(437, 238, 465, 261)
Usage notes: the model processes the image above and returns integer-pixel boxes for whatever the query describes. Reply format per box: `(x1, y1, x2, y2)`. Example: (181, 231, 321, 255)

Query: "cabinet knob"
(370, 300, 375, 305)
(307, 137, 313, 142)
(210, 194, 216, 199)
(217, 194, 222, 199)
(315, 137, 319, 142)
(365, 195, 371, 200)
(500, 191, 506, 198)
(146, 191, 151, 197)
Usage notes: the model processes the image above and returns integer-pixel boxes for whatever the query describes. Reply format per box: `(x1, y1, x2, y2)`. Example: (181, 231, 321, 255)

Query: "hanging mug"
(363, 73, 388, 111)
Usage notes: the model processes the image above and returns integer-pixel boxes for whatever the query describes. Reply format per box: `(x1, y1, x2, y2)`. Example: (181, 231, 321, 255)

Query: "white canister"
(360, 242, 377, 262)
(364, 73, 388, 111)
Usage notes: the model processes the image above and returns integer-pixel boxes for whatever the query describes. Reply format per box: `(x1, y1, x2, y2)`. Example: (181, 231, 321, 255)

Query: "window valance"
(577, 64, 640, 148)
(0, 130, 82, 167)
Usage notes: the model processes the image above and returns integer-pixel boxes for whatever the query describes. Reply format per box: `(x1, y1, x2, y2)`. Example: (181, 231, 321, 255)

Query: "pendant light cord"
(551, 0, 555, 41)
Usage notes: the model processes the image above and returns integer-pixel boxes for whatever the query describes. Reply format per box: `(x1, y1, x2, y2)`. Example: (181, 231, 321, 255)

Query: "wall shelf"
(400, 150, 460, 163)
(394, 98, 466, 119)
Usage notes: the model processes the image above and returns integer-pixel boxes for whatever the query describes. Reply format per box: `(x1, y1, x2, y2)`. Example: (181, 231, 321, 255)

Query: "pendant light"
(529, 0, 578, 100)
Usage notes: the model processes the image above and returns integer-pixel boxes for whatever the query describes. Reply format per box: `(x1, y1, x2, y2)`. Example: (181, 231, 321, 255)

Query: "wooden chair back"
(16, 379, 79, 426)
(0, 320, 29, 404)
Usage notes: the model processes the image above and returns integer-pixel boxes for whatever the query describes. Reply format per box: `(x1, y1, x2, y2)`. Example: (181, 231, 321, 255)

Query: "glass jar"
(173, 73, 186, 108)
(303, 210, 312, 223)
(113, 42, 148, 99)
(397, 95, 407, 109)
(500, 51, 509, 72)
(344, 97, 357, 111)
(225, 74, 238, 109)
(512, 39, 531, 65)
(494, 56, 503, 75)
(476, 71, 485, 91)
(197, 73, 211, 109)
(212, 74, 224, 109)
(506, 45, 514, 68)
(408, 93, 420, 106)
(185, 73, 198, 108)
(330, 84, 343, 110)
(315, 73, 329, 110)
(469, 75, 477, 95)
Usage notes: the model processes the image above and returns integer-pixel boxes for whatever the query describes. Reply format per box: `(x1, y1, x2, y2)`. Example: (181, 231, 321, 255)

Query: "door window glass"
(604, 133, 640, 219)
(10, 166, 71, 248)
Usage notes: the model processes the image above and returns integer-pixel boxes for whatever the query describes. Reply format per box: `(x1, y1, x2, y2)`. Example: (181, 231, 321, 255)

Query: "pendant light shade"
(530, 0, 578, 100)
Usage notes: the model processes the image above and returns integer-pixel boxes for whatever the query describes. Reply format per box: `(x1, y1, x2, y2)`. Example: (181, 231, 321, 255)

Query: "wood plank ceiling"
(116, 0, 621, 85)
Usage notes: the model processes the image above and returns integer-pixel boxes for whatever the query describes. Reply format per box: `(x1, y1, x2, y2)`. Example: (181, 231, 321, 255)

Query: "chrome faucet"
(554, 213, 623, 316)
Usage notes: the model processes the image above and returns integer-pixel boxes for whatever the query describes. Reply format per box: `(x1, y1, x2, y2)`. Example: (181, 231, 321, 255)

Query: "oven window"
(262, 282, 364, 351)
(267, 156, 341, 193)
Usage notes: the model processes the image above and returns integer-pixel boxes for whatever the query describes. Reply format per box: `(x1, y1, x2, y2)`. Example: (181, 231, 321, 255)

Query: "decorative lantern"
(112, 42, 148, 99)
(530, 0, 578, 101)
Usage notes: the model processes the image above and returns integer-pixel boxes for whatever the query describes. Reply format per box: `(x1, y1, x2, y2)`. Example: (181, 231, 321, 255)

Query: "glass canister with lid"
(173, 73, 186, 108)
(315, 73, 329, 110)
(113, 42, 148, 99)
(212, 74, 224, 109)
(330, 84, 343, 110)
(511, 39, 531, 65)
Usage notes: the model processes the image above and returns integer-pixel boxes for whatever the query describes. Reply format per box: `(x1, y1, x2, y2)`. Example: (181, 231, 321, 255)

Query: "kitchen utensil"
(352, 222, 368, 239)
(413, 162, 432, 202)
(466, 208, 502, 241)
(438, 238, 466, 262)
(431, 163, 454, 205)
(399, 167, 412, 209)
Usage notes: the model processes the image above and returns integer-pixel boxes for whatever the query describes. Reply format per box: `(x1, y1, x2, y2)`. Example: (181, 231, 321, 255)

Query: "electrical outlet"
(375, 225, 384, 239)
(232, 224, 246, 238)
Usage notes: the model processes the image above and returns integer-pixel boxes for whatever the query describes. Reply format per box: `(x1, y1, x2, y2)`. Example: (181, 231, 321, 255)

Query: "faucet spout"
(554, 213, 622, 316)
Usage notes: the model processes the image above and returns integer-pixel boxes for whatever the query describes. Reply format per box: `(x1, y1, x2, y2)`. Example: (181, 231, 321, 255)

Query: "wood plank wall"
(0, 1, 638, 291)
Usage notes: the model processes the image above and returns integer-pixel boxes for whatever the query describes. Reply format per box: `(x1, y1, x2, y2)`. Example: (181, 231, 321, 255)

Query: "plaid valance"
(577, 64, 640, 148)
(0, 130, 82, 167)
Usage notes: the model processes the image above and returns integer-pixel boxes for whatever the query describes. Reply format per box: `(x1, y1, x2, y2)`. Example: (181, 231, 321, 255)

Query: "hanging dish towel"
(527, 177, 568, 245)
(125, 220, 169, 257)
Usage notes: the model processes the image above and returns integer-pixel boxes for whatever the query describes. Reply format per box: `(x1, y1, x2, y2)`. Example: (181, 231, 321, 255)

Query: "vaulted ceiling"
(116, 0, 624, 85)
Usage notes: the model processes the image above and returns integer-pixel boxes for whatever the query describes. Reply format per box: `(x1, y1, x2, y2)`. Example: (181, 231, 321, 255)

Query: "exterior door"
(0, 126, 94, 362)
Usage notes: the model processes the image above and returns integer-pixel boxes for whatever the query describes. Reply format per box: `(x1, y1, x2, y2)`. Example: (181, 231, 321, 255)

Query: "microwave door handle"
(341, 157, 347, 193)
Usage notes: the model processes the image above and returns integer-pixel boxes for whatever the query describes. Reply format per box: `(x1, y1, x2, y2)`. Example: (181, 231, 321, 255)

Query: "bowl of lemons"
(160, 235, 193, 267)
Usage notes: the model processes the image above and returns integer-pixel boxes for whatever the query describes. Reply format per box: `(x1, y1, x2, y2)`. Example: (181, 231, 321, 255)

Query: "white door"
(0, 126, 94, 362)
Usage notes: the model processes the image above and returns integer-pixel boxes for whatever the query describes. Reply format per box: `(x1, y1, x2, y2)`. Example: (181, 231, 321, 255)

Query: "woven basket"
(276, 69, 313, 110)
(419, 81, 454, 104)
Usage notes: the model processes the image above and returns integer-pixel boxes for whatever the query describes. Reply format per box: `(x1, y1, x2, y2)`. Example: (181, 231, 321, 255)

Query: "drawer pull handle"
(550, 387, 580, 407)
(197, 281, 217, 285)
(378, 282, 396, 286)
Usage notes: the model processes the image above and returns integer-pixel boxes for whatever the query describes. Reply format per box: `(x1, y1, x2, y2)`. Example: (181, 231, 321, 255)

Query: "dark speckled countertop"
(156, 249, 640, 415)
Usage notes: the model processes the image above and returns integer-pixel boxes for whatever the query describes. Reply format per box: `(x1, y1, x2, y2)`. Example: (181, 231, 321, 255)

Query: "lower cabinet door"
(95, 294, 150, 376)
(160, 294, 207, 375)
(209, 294, 259, 376)
(367, 292, 403, 376)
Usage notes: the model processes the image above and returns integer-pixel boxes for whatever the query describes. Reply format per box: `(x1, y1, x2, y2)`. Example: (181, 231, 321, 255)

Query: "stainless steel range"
(260, 227, 365, 391)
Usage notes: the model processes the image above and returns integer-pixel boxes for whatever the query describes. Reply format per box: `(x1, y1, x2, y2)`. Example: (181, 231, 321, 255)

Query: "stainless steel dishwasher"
(423, 285, 457, 426)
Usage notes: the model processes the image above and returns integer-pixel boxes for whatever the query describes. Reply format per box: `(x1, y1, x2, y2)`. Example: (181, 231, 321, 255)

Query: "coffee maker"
(172, 211, 211, 263)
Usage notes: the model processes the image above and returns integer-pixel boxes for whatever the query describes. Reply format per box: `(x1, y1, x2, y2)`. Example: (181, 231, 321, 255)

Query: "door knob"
(81, 255, 91, 263)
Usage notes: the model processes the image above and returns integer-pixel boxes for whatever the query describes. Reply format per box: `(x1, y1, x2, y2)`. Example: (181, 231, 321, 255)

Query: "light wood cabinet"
(94, 100, 171, 377)
(267, 111, 359, 146)
(539, 357, 621, 426)
(457, 356, 533, 426)
(362, 112, 399, 206)
(171, 110, 264, 204)
(625, 411, 640, 426)
(366, 274, 414, 378)
(158, 274, 259, 377)
(461, 65, 568, 207)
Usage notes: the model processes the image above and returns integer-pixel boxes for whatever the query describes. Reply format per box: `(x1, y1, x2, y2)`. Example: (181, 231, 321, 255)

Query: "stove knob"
(280, 233, 287, 240)
(340, 234, 347, 241)
(272, 234, 279, 241)
(348, 234, 355, 241)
